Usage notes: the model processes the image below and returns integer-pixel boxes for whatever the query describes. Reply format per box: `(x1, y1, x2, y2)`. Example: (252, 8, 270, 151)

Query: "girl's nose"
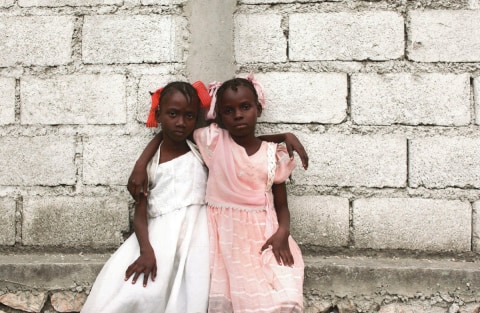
(234, 109, 243, 119)
(176, 116, 185, 126)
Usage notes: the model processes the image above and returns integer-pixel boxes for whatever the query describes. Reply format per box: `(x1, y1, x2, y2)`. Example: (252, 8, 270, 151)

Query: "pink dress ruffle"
(194, 124, 304, 313)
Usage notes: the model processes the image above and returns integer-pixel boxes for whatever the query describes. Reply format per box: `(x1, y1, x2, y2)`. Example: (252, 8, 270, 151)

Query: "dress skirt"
(80, 203, 210, 313)
(207, 207, 304, 313)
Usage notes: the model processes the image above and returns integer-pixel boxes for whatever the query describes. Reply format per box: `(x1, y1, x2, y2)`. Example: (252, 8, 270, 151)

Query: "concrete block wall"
(1, 0, 480, 311)
(0, 0, 479, 255)
(234, 1, 480, 255)
(0, 0, 190, 251)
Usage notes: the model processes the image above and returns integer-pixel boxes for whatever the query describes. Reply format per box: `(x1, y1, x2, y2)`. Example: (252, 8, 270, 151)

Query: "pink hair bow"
(205, 73, 266, 121)
(245, 72, 266, 109)
(206, 81, 222, 120)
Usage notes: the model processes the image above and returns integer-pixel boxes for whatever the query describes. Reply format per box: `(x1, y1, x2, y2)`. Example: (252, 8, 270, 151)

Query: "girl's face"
(217, 85, 262, 139)
(156, 90, 198, 143)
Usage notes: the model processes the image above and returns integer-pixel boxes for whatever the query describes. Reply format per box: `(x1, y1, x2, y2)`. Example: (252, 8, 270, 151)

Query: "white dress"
(81, 141, 210, 313)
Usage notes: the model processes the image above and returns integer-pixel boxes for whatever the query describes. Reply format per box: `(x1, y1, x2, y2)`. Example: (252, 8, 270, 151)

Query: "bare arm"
(127, 132, 163, 198)
(125, 195, 157, 286)
(258, 133, 309, 170)
(261, 182, 294, 266)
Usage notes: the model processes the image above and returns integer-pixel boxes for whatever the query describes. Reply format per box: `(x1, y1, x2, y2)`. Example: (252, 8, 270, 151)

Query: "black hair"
(157, 81, 201, 113)
(215, 78, 260, 110)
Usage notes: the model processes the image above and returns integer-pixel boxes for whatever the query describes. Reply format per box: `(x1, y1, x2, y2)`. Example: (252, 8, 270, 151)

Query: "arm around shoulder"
(127, 132, 163, 198)
(258, 132, 308, 170)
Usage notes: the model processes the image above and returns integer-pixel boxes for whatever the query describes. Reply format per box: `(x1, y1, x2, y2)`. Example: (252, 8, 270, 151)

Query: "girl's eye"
(168, 111, 177, 117)
(186, 113, 195, 119)
(242, 104, 251, 110)
(224, 108, 233, 114)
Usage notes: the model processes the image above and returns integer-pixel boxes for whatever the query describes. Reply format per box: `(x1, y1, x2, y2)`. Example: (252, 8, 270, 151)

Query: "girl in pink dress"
(129, 76, 306, 313)
(195, 77, 304, 313)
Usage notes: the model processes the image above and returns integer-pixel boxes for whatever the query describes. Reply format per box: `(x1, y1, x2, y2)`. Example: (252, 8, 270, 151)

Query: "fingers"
(127, 179, 136, 198)
(143, 180, 149, 197)
(293, 143, 309, 170)
(272, 249, 282, 265)
(281, 250, 295, 267)
(299, 149, 309, 170)
(142, 270, 150, 287)
(152, 265, 157, 281)
(260, 242, 270, 252)
(125, 265, 134, 281)
(131, 270, 141, 285)
(286, 143, 295, 159)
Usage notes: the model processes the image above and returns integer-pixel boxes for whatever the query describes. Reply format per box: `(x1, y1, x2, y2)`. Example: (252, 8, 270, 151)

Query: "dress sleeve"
(273, 144, 296, 184)
(193, 123, 221, 164)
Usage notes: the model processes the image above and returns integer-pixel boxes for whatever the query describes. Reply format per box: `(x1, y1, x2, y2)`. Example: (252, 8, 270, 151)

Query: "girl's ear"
(256, 102, 263, 117)
(155, 108, 161, 124)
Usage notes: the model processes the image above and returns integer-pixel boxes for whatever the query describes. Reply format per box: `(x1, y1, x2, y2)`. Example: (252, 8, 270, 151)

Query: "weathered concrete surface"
(289, 12, 404, 61)
(289, 195, 349, 247)
(185, 0, 236, 82)
(0, 197, 16, 246)
(0, 16, 74, 67)
(234, 14, 286, 64)
(256, 72, 348, 124)
(353, 198, 471, 252)
(0, 254, 106, 291)
(20, 75, 127, 125)
(303, 255, 480, 298)
(1, 254, 479, 311)
(0, 77, 15, 126)
(82, 135, 151, 186)
(82, 15, 187, 64)
(0, 136, 76, 186)
(351, 73, 471, 126)
(475, 77, 480, 125)
(409, 137, 480, 188)
(408, 10, 480, 62)
(294, 134, 407, 188)
(22, 196, 129, 247)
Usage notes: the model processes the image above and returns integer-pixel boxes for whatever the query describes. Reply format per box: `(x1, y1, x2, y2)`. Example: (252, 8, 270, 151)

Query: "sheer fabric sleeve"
(273, 144, 296, 184)
(193, 123, 221, 166)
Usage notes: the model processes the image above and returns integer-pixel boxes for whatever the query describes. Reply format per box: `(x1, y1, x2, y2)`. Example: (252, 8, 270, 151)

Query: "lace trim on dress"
(207, 201, 266, 212)
(266, 142, 277, 191)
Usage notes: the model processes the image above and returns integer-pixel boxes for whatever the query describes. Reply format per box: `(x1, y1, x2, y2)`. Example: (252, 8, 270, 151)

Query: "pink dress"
(194, 124, 304, 313)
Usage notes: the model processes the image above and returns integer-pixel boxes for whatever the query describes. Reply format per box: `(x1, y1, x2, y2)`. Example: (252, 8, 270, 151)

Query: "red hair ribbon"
(145, 81, 211, 128)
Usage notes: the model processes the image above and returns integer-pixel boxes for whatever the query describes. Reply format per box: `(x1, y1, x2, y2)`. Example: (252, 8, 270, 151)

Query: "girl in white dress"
(81, 81, 212, 313)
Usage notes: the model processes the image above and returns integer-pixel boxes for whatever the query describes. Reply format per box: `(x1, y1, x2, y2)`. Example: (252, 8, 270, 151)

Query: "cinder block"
(293, 134, 406, 188)
(289, 195, 349, 247)
(410, 137, 480, 188)
(234, 14, 286, 63)
(289, 12, 404, 61)
(0, 16, 73, 67)
(83, 135, 152, 185)
(408, 10, 480, 62)
(0, 0, 14, 7)
(141, 0, 186, 4)
(0, 197, 16, 245)
(0, 136, 76, 186)
(255, 72, 347, 124)
(474, 201, 480, 252)
(241, 0, 340, 2)
(20, 75, 126, 125)
(137, 74, 184, 123)
(293, 133, 407, 187)
(475, 77, 480, 125)
(83, 15, 186, 64)
(22, 196, 129, 247)
(18, 0, 121, 6)
(351, 73, 471, 126)
(353, 198, 471, 252)
(0, 77, 15, 125)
